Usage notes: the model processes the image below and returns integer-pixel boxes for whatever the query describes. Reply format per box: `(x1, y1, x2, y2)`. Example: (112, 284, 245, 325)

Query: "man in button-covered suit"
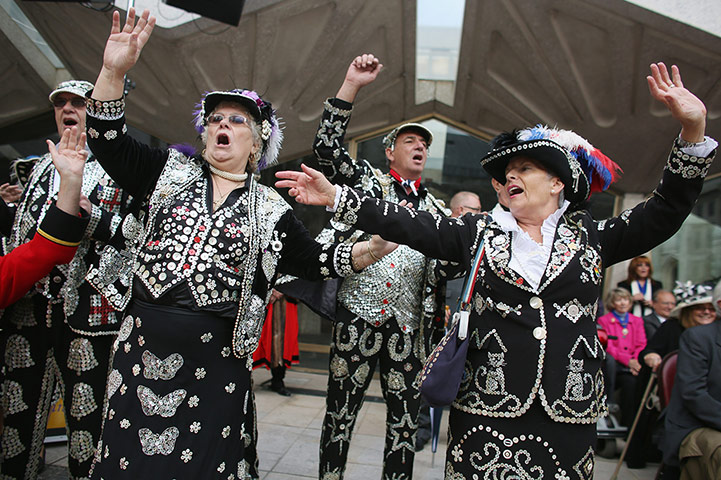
(0, 80, 133, 479)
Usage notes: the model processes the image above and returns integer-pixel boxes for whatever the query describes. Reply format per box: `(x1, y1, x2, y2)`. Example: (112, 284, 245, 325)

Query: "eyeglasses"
(206, 113, 248, 125)
(692, 305, 715, 313)
(53, 97, 86, 109)
(463, 206, 482, 213)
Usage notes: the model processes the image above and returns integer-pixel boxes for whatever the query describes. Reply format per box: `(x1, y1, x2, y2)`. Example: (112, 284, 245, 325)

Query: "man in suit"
(661, 281, 721, 479)
(643, 289, 676, 341)
(311, 53, 449, 479)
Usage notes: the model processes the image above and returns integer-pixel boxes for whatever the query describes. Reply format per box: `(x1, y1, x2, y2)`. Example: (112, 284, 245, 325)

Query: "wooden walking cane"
(610, 372, 657, 480)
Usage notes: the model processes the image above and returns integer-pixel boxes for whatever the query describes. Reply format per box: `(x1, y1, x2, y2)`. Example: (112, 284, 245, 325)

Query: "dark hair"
(626, 256, 653, 282)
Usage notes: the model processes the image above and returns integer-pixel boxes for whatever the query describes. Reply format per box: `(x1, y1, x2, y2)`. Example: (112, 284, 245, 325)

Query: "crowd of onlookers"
(598, 255, 721, 479)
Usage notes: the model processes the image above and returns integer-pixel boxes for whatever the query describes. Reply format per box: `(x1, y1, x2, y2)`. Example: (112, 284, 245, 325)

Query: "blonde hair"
(605, 288, 632, 312)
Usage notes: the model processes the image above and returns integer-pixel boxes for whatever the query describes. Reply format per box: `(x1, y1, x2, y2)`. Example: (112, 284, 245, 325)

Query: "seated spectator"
(661, 281, 719, 480)
(618, 255, 663, 317)
(598, 287, 647, 426)
(626, 283, 705, 467)
(644, 290, 677, 341)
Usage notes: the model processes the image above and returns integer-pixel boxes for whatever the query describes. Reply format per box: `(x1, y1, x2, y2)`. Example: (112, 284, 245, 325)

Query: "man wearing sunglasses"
(0, 80, 133, 479)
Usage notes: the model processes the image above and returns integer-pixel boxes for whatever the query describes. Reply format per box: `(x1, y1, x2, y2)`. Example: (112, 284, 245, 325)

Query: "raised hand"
(47, 127, 88, 180)
(336, 53, 383, 102)
(647, 62, 706, 143)
(275, 164, 337, 208)
(94, 9, 156, 101)
(104, 8, 155, 77)
(47, 127, 87, 215)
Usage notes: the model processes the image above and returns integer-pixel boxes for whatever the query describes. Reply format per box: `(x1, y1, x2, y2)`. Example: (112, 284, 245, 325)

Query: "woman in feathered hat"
(83, 10, 397, 478)
(277, 60, 717, 477)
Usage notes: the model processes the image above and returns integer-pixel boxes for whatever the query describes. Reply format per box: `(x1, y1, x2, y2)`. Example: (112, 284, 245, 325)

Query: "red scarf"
(389, 169, 421, 196)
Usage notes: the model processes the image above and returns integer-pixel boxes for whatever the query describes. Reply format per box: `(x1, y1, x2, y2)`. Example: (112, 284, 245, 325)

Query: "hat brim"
(396, 123, 433, 146)
(49, 87, 91, 102)
(203, 92, 262, 122)
(669, 295, 714, 318)
(480, 139, 589, 203)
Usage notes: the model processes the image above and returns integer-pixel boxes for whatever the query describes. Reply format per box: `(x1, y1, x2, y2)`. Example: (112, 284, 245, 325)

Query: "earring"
(551, 189, 555, 194)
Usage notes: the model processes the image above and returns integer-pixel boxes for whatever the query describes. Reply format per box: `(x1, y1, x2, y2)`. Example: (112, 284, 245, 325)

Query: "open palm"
(103, 8, 155, 75)
(275, 164, 337, 207)
(47, 127, 88, 179)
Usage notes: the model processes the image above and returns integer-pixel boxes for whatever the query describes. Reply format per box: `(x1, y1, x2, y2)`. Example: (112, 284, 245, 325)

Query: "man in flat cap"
(290, 53, 449, 479)
(0, 80, 133, 479)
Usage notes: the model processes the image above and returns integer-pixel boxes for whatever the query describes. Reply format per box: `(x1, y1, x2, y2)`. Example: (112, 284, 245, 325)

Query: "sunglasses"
(692, 305, 715, 313)
(53, 97, 86, 109)
(206, 113, 248, 125)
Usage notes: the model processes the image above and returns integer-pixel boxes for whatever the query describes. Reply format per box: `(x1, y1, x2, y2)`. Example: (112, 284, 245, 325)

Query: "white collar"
(491, 200, 570, 242)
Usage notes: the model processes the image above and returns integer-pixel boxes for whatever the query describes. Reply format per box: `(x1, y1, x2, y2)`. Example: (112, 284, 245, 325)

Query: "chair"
(654, 350, 678, 480)
(611, 350, 678, 480)
(657, 351, 678, 409)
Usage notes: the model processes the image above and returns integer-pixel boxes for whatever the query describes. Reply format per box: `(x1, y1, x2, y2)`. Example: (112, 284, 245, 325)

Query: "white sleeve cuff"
(326, 184, 342, 212)
(679, 135, 718, 158)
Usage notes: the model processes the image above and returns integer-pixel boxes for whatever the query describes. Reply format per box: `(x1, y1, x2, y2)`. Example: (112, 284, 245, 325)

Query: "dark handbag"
(419, 239, 485, 407)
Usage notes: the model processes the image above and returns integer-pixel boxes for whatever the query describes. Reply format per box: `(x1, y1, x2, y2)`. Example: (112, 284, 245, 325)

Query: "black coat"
(331, 138, 712, 424)
(662, 320, 721, 465)
(642, 311, 667, 342)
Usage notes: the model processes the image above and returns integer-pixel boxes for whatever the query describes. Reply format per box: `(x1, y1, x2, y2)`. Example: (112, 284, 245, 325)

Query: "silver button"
(533, 327, 546, 340)
(530, 297, 542, 309)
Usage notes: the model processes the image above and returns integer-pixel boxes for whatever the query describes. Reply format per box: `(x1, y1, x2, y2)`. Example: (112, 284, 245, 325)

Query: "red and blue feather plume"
(518, 125, 622, 194)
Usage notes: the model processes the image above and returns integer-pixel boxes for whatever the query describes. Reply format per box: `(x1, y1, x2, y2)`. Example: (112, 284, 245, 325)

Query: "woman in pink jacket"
(598, 287, 647, 426)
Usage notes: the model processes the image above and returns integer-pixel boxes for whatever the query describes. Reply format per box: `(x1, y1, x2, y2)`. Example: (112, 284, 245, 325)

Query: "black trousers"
(0, 296, 113, 479)
(319, 306, 422, 479)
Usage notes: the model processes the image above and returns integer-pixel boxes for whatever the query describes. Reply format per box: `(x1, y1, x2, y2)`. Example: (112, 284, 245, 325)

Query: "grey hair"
(201, 101, 263, 173)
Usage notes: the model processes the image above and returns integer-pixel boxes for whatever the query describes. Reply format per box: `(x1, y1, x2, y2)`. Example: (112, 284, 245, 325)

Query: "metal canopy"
(3, 0, 720, 194)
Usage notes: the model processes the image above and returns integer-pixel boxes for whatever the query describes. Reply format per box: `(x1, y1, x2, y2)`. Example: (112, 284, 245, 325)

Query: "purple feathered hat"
(193, 89, 283, 171)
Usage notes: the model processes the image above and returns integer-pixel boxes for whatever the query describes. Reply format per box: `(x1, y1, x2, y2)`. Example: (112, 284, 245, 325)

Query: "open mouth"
(412, 153, 423, 162)
(63, 118, 78, 127)
(507, 185, 523, 197)
(216, 133, 230, 146)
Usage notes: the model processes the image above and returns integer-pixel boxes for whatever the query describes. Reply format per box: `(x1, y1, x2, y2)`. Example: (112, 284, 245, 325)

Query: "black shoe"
(415, 432, 431, 451)
(270, 383, 291, 397)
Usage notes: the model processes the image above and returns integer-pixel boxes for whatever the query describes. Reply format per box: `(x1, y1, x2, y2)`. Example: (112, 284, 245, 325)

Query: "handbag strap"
(456, 236, 485, 340)
(457, 237, 486, 310)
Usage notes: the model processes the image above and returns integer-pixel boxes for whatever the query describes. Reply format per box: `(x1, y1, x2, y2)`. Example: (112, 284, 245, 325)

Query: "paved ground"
(39, 369, 659, 479)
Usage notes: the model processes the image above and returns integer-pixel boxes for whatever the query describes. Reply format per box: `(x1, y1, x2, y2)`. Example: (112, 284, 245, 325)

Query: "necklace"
(208, 163, 248, 182)
(211, 174, 244, 210)
(611, 311, 630, 336)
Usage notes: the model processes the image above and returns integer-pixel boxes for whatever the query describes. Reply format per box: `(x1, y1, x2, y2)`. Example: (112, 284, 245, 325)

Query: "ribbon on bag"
(419, 238, 485, 407)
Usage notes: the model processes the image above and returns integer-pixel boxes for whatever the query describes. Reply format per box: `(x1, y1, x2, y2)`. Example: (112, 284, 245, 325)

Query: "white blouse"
(490, 201, 570, 291)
